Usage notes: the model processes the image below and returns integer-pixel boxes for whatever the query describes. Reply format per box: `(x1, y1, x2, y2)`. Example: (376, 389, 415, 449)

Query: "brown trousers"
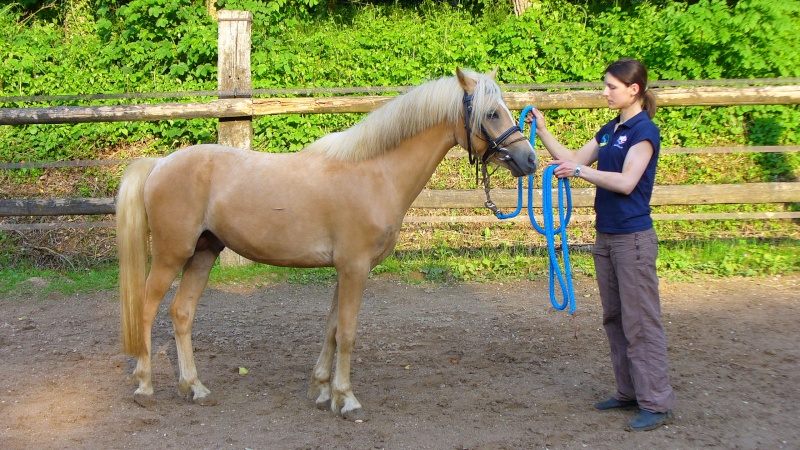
(593, 227, 676, 413)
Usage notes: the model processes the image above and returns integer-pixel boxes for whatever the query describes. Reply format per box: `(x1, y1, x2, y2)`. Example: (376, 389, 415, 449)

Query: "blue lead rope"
(496, 106, 576, 314)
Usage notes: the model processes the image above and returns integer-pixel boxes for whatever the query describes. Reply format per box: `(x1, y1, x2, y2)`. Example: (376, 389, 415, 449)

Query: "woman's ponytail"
(642, 88, 657, 119)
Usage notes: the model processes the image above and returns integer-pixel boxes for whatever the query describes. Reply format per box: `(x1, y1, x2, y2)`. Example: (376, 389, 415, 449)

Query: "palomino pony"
(117, 68, 537, 421)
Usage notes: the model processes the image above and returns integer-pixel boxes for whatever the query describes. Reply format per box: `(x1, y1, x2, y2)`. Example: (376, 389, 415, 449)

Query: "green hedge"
(1, 0, 799, 181)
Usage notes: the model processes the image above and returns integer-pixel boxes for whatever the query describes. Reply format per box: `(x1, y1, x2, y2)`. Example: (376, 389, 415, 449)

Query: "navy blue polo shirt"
(593, 110, 660, 234)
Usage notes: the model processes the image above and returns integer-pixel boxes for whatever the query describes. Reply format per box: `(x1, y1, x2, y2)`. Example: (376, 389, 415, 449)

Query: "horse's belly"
(222, 234, 334, 268)
(213, 219, 399, 270)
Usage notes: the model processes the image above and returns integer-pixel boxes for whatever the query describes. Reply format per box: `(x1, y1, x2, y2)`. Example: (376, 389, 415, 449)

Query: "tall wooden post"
(217, 10, 254, 267)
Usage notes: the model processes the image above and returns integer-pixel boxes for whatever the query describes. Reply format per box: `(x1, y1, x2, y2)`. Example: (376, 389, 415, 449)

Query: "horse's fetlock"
(131, 367, 148, 384)
(330, 391, 345, 413)
(178, 379, 192, 396)
(310, 380, 331, 407)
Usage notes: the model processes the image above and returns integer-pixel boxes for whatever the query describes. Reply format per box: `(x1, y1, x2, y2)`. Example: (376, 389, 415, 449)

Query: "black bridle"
(462, 92, 528, 214)
(463, 92, 526, 165)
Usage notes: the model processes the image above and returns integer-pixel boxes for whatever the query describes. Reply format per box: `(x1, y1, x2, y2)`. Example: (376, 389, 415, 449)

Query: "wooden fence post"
(217, 10, 254, 267)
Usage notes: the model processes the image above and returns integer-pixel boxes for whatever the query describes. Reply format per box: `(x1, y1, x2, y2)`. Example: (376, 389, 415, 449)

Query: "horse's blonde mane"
(304, 69, 502, 162)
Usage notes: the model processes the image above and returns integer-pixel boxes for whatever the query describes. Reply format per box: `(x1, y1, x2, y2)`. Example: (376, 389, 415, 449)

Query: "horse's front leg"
(329, 268, 369, 421)
(308, 283, 339, 410)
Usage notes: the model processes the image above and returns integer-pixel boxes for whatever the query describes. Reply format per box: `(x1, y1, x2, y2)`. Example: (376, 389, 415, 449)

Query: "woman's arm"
(551, 140, 654, 195)
(529, 108, 599, 165)
(528, 108, 654, 195)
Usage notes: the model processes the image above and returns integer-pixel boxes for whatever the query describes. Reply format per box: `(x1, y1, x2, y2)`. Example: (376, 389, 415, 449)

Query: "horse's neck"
(378, 122, 456, 206)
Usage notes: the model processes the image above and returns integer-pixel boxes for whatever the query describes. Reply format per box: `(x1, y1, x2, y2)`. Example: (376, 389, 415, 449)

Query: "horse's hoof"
(134, 392, 155, 407)
(342, 407, 368, 422)
(315, 398, 331, 411)
(193, 395, 218, 406)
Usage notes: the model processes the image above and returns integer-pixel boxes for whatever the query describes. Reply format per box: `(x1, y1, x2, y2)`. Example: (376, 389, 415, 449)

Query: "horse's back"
(146, 144, 281, 199)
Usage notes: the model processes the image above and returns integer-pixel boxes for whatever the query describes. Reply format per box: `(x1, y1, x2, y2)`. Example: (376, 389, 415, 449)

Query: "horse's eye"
(486, 110, 499, 120)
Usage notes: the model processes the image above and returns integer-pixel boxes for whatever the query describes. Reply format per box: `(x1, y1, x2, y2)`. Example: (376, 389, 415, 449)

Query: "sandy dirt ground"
(0, 273, 798, 449)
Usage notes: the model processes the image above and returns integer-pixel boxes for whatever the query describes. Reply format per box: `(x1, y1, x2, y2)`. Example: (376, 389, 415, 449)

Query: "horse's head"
(456, 67, 538, 177)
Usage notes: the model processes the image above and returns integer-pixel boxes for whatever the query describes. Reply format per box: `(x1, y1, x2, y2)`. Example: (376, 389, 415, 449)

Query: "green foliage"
(206, 262, 336, 285)
(3, 0, 799, 161)
(0, 264, 119, 296)
(0, 0, 219, 165)
(97, 0, 217, 83)
(286, 267, 337, 284)
(650, 0, 800, 79)
(218, 0, 325, 27)
(658, 238, 799, 280)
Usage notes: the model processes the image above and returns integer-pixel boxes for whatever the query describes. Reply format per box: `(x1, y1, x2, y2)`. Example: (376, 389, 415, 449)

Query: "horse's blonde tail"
(117, 158, 158, 356)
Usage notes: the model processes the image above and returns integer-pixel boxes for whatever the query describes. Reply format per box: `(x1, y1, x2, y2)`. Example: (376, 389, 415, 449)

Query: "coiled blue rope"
(496, 106, 576, 314)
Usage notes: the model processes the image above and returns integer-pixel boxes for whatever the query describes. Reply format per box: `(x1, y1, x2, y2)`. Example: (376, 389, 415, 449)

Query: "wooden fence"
(2, 10, 800, 234)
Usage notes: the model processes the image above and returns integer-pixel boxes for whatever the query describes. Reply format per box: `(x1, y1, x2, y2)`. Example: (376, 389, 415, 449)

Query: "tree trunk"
(513, 0, 531, 17)
(207, 0, 218, 20)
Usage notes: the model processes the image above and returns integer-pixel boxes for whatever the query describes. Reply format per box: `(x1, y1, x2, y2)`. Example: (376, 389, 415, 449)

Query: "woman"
(528, 58, 676, 431)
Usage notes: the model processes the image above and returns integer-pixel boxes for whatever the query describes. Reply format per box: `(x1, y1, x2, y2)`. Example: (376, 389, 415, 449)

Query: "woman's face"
(602, 73, 639, 111)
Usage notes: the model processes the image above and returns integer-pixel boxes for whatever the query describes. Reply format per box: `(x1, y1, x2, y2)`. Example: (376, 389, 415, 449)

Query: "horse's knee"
(335, 331, 356, 353)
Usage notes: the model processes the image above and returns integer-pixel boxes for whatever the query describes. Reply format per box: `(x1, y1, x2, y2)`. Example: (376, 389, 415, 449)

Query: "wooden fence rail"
(2, 145, 799, 171)
(2, 182, 799, 218)
(3, 86, 800, 125)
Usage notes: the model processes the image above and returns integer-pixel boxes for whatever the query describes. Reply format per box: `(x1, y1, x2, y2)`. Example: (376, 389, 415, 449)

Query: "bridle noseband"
(462, 91, 529, 214)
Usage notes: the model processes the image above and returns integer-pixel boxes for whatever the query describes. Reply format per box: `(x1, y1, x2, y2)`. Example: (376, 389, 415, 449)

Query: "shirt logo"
(600, 134, 610, 146)
(613, 135, 628, 148)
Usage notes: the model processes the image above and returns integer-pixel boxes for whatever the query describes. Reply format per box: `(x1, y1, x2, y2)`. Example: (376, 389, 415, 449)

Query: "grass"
(0, 237, 797, 298)
(657, 237, 799, 280)
(0, 266, 119, 297)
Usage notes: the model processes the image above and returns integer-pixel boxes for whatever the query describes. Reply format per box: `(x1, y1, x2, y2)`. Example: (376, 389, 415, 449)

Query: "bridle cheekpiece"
(462, 91, 528, 215)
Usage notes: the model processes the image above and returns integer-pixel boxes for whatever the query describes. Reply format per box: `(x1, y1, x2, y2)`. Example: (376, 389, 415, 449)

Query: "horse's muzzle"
(504, 149, 538, 177)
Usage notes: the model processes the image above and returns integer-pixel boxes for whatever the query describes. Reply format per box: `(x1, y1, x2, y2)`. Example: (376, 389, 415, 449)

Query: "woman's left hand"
(549, 159, 580, 178)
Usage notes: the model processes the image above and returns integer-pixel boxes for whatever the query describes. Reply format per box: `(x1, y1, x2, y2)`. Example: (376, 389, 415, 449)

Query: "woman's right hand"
(525, 107, 547, 134)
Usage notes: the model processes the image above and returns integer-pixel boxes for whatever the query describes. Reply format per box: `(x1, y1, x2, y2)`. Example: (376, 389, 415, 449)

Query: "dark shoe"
(594, 398, 638, 410)
(625, 410, 674, 431)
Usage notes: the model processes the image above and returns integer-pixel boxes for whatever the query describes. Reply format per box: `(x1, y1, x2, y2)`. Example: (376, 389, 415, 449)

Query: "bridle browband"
(462, 91, 528, 214)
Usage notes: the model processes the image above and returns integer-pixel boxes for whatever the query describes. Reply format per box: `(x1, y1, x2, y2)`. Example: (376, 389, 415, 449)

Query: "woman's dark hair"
(605, 58, 657, 119)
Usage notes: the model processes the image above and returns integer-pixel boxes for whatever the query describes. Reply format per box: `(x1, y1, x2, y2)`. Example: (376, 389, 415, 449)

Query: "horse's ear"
(489, 66, 499, 79)
(456, 67, 477, 93)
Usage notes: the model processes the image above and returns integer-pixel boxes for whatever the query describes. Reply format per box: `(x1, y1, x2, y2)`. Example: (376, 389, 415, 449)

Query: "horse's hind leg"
(133, 258, 183, 406)
(171, 246, 220, 406)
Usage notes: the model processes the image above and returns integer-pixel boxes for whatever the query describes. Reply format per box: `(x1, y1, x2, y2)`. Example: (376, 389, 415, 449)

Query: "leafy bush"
(3, 0, 799, 158)
(651, 0, 800, 79)
(0, 0, 798, 197)
(97, 0, 217, 84)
